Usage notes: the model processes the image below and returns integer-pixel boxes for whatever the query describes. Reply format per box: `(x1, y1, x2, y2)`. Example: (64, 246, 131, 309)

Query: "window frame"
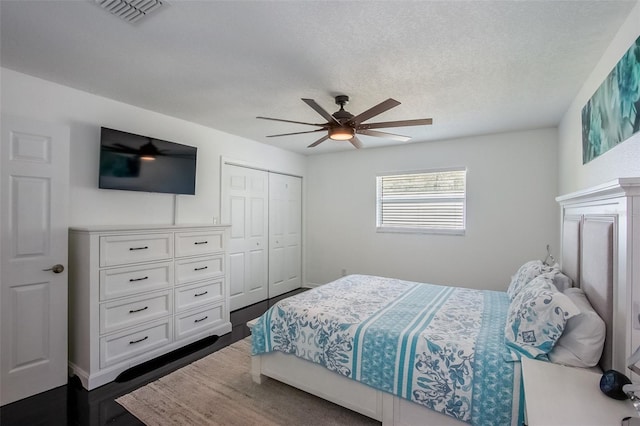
(375, 167, 467, 235)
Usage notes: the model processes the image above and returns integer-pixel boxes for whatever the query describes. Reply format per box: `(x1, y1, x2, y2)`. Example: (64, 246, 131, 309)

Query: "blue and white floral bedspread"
(251, 274, 520, 425)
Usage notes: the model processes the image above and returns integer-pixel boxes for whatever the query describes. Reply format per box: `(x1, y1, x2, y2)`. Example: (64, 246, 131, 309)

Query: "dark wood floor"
(0, 289, 306, 426)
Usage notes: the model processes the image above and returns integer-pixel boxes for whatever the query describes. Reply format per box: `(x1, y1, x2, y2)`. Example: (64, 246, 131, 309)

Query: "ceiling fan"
(257, 95, 433, 149)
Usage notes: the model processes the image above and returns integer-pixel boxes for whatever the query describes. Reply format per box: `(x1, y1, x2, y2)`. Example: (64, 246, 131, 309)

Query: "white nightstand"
(522, 357, 637, 426)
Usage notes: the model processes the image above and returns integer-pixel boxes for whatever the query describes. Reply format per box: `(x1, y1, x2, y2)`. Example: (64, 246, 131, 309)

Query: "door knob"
(43, 264, 64, 274)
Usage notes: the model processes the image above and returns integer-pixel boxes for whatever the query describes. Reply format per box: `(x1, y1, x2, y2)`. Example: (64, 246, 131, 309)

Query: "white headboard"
(557, 178, 640, 374)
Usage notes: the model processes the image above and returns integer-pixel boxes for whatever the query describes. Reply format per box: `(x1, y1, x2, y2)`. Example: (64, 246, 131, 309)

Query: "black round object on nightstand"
(600, 369, 632, 400)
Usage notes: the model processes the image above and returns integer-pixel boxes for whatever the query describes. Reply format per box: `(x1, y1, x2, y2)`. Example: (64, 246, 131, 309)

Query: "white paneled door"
(269, 173, 302, 298)
(1, 115, 70, 405)
(222, 164, 269, 311)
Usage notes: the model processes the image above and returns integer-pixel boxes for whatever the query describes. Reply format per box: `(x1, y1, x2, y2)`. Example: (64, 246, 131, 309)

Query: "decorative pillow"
(507, 260, 558, 301)
(548, 287, 606, 367)
(505, 275, 580, 359)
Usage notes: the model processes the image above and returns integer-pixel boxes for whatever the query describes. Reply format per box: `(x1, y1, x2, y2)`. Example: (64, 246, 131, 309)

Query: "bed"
(251, 274, 522, 425)
(248, 178, 640, 426)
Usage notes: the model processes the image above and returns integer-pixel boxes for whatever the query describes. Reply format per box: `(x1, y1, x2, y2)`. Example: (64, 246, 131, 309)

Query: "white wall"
(0, 68, 306, 227)
(305, 128, 559, 291)
(558, 1, 640, 194)
(0, 69, 562, 292)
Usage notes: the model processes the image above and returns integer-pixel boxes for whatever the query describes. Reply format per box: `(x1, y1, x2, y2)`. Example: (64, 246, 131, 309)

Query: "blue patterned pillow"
(506, 260, 557, 301)
(505, 275, 579, 359)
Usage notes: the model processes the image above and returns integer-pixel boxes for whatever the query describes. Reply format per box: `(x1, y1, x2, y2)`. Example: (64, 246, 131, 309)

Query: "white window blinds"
(376, 168, 466, 234)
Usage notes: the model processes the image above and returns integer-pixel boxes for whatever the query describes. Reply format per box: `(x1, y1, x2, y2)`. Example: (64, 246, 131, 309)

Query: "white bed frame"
(249, 178, 640, 425)
(556, 178, 640, 374)
(248, 341, 469, 426)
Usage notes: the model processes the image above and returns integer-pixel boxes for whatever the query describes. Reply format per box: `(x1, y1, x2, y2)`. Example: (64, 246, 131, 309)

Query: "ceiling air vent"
(95, 0, 165, 24)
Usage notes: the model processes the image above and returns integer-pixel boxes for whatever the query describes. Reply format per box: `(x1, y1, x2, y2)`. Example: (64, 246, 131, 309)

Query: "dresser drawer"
(175, 279, 224, 312)
(100, 233, 172, 267)
(100, 262, 173, 301)
(175, 230, 224, 258)
(175, 303, 225, 340)
(100, 291, 171, 334)
(100, 319, 171, 368)
(175, 255, 223, 285)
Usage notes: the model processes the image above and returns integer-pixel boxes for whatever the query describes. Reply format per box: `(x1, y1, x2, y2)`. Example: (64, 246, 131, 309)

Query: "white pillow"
(551, 271, 573, 292)
(548, 287, 606, 367)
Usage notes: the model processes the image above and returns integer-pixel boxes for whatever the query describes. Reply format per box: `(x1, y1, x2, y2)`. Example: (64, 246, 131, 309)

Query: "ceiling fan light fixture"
(140, 155, 156, 161)
(329, 126, 354, 141)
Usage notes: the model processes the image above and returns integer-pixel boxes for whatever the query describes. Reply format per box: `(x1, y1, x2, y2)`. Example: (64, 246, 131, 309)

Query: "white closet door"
(268, 173, 302, 298)
(1, 115, 70, 405)
(221, 164, 269, 311)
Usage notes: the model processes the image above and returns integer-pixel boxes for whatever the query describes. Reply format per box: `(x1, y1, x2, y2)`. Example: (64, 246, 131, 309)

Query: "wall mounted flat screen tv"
(99, 127, 197, 195)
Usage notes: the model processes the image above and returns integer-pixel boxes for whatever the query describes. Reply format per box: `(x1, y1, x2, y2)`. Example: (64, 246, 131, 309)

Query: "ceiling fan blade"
(358, 118, 433, 130)
(301, 99, 340, 125)
(307, 134, 329, 148)
(266, 129, 326, 138)
(347, 98, 401, 126)
(350, 136, 363, 149)
(257, 116, 326, 127)
(357, 129, 411, 142)
(349, 135, 362, 149)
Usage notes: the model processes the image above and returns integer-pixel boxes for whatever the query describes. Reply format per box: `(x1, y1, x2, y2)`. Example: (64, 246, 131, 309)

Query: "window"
(376, 168, 466, 234)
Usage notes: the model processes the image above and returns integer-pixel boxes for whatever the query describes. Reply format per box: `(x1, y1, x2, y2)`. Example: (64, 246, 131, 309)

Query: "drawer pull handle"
(129, 246, 149, 251)
(194, 291, 208, 297)
(194, 316, 208, 323)
(194, 241, 208, 245)
(194, 266, 208, 271)
(129, 276, 149, 282)
(129, 336, 148, 345)
(129, 306, 148, 314)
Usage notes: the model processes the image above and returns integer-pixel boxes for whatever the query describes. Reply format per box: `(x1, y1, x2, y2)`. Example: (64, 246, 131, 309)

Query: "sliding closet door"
(268, 173, 302, 298)
(221, 164, 269, 311)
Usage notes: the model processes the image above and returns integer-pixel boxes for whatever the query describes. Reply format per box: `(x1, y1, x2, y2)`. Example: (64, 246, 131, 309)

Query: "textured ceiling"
(1, 0, 636, 154)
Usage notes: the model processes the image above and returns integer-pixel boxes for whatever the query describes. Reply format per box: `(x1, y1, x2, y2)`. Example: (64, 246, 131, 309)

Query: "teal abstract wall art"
(581, 35, 640, 164)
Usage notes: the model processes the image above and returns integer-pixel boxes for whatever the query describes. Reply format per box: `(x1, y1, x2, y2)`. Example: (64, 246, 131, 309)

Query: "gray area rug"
(116, 337, 380, 425)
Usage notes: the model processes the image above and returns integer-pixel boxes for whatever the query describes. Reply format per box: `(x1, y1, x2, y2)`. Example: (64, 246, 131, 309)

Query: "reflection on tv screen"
(98, 127, 197, 195)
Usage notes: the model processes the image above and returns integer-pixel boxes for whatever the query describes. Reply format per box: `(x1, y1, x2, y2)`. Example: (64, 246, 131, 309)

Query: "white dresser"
(68, 224, 232, 390)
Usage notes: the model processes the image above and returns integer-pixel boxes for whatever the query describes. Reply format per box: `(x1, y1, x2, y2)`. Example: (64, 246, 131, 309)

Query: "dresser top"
(70, 223, 230, 232)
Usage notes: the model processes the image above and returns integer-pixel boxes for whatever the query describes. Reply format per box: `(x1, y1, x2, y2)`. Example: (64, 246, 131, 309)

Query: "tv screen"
(99, 127, 197, 195)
